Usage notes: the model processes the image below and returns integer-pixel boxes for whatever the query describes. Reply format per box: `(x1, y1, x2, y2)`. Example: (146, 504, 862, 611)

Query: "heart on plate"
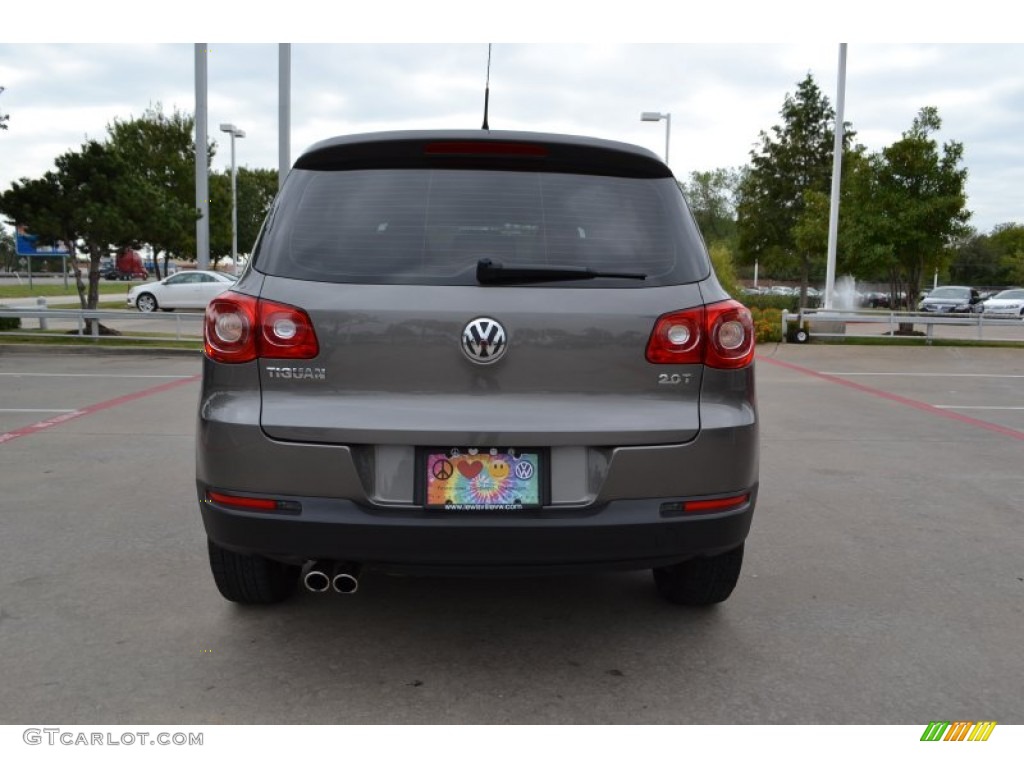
(458, 460, 484, 479)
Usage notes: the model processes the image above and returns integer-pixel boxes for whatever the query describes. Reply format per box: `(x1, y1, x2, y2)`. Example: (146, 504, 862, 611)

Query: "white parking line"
(0, 373, 193, 379)
(0, 375, 200, 445)
(822, 372, 1024, 378)
(933, 406, 1024, 410)
(0, 409, 78, 413)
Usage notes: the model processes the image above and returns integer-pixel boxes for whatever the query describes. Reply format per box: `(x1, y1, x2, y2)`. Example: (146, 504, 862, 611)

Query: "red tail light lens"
(205, 292, 319, 363)
(705, 300, 755, 369)
(645, 308, 704, 364)
(646, 300, 754, 369)
(205, 293, 258, 363)
(259, 299, 320, 359)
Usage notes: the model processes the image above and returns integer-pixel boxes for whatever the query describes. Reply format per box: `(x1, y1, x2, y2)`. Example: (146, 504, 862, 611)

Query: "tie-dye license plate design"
(424, 448, 542, 510)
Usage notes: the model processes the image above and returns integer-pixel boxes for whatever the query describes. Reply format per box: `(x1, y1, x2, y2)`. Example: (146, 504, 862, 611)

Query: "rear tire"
(207, 539, 299, 604)
(653, 544, 744, 606)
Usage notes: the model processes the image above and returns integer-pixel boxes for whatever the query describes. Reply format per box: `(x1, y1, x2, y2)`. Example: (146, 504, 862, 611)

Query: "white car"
(980, 288, 1024, 319)
(127, 270, 237, 312)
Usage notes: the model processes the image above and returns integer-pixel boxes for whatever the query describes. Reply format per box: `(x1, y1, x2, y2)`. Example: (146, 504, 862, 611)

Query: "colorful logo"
(920, 721, 997, 742)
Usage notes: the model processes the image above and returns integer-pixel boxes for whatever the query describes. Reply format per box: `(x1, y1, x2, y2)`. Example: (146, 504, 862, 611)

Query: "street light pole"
(219, 123, 246, 275)
(640, 111, 671, 165)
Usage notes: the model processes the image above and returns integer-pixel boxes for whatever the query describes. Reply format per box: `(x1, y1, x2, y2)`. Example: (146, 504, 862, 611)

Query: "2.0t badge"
(462, 317, 508, 365)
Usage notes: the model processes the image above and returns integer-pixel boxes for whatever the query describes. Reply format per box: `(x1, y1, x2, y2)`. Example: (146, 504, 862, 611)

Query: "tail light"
(646, 299, 754, 369)
(205, 292, 319, 363)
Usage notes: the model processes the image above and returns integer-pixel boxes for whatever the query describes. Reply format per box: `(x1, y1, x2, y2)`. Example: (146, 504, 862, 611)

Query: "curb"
(0, 343, 201, 357)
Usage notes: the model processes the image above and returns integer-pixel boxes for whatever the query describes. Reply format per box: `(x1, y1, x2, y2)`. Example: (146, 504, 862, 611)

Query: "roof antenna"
(481, 44, 492, 130)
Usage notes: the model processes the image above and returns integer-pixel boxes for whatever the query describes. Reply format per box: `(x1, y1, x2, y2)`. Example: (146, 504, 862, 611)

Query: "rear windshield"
(252, 169, 710, 287)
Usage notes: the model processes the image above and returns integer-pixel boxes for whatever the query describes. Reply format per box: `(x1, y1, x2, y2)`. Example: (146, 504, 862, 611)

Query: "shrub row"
(0, 306, 22, 331)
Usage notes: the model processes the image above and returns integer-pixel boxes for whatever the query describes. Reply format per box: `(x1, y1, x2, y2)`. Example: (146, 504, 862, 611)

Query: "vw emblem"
(462, 317, 508, 365)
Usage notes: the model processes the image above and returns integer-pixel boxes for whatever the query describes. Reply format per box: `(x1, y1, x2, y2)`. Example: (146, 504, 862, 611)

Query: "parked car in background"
(127, 270, 236, 312)
(980, 288, 1024, 318)
(918, 286, 983, 313)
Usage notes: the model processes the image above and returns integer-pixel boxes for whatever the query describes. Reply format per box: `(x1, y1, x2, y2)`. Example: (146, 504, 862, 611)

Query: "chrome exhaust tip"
(303, 561, 332, 593)
(331, 562, 361, 594)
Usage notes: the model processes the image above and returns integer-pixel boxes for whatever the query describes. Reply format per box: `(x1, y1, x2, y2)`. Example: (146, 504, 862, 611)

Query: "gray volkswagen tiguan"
(197, 130, 759, 606)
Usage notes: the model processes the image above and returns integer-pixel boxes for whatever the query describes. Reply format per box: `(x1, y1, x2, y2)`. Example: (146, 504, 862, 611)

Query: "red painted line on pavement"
(0, 374, 200, 445)
(758, 355, 1024, 442)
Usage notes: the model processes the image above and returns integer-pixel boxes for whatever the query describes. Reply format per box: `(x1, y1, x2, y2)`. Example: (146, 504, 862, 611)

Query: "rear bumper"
(199, 489, 757, 575)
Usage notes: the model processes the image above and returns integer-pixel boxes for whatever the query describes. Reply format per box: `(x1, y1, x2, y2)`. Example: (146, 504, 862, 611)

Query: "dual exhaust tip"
(303, 561, 360, 594)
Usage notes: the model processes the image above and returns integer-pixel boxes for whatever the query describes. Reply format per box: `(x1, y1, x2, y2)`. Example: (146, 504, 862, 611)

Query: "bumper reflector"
(207, 491, 302, 514)
(660, 494, 750, 516)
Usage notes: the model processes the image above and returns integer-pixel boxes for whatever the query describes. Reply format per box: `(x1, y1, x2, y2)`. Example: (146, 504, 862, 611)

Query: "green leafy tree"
(235, 167, 278, 253)
(846, 107, 971, 315)
(708, 242, 740, 298)
(680, 168, 739, 248)
(1, 172, 82, 287)
(736, 74, 856, 301)
(948, 230, 1002, 287)
(0, 85, 8, 131)
(0, 226, 15, 270)
(107, 106, 204, 278)
(988, 223, 1024, 285)
(0, 141, 147, 318)
(209, 167, 278, 265)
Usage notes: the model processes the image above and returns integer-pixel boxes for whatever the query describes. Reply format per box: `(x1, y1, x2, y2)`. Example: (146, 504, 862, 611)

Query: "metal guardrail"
(0, 304, 203, 343)
(782, 307, 1024, 344)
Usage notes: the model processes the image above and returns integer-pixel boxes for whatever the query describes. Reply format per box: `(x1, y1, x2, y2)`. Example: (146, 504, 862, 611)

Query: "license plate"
(420, 448, 545, 510)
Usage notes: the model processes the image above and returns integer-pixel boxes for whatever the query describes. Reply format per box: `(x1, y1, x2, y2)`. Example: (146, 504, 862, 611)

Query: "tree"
(0, 141, 148, 321)
(846, 107, 971, 318)
(0, 85, 8, 131)
(680, 168, 739, 248)
(948, 230, 1002, 287)
(1, 172, 81, 287)
(106, 106, 202, 279)
(209, 167, 278, 264)
(736, 74, 856, 300)
(0, 226, 15, 271)
(988, 223, 1024, 285)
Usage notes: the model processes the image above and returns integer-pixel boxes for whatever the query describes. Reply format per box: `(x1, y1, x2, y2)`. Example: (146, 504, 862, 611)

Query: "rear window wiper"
(476, 259, 646, 285)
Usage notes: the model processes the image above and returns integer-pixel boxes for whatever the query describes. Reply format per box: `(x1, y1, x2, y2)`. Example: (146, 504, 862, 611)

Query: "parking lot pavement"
(0, 347, 1022, 724)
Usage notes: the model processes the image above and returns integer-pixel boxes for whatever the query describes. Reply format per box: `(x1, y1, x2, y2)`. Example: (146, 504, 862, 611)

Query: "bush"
(708, 243, 740, 298)
(0, 305, 22, 331)
(741, 294, 800, 312)
(750, 307, 783, 344)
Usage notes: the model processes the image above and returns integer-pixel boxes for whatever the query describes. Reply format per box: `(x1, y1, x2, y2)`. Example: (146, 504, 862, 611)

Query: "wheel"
(135, 293, 158, 312)
(207, 539, 299, 604)
(653, 544, 744, 606)
(794, 329, 809, 343)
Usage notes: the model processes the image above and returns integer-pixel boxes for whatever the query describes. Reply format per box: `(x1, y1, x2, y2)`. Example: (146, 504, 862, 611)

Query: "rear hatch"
(251, 131, 713, 447)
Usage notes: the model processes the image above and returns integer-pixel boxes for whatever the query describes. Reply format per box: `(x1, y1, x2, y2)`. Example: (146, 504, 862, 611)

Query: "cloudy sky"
(2, 8, 1020, 234)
